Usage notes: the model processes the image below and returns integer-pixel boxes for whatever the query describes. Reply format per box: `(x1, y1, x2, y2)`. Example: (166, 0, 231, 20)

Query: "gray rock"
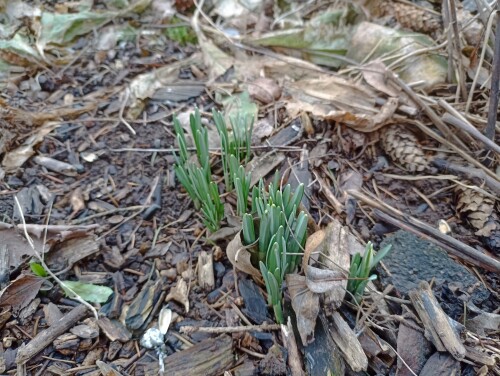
(379, 230, 489, 319)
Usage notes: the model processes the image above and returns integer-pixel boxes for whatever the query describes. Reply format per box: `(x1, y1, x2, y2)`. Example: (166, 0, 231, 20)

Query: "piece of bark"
(409, 281, 466, 360)
(53, 333, 80, 355)
(197, 250, 215, 291)
(16, 304, 88, 365)
(396, 318, 432, 376)
(323, 311, 368, 372)
(142, 335, 234, 376)
(96, 360, 124, 375)
(464, 345, 496, 367)
(357, 327, 396, 374)
(303, 312, 345, 375)
(43, 303, 63, 327)
(97, 317, 132, 342)
(281, 317, 305, 376)
(247, 152, 286, 188)
(0, 245, 9, 290)
(419, 352, 460, 376)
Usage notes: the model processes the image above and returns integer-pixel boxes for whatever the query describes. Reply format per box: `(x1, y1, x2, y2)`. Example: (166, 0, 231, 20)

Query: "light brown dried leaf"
(319, 220, 353, 312)
(70, 187, 85, 213)
(226, 231, 261, 278)
(248, 78, 281, 104)
(305, 265, 345, 293)
(285, 74, 396, 132)
(362, 61, 401, 97)
(302, 229, 325, 270)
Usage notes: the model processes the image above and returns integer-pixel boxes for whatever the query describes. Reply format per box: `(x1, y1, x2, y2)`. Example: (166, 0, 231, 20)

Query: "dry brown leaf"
(2, 122, 60, 170)
(70, 187, 85, 214)
(0, 274, 44, 313)
(302, 229, 325, 270)
(319, 220, 352, 312)
(362, 61, 401, 97)
(285, 74, 396, 132)
(339, 169, 363, 203)
(226, 231, 261, 278)
(247, 78, 281, 104)
(0, 226, 45, 270)
(199, 35, 234, 81)
(286, 273, 319, 346)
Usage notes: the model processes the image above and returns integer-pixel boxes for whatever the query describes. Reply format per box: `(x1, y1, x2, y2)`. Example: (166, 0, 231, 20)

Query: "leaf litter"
(0, 0, 499, 375)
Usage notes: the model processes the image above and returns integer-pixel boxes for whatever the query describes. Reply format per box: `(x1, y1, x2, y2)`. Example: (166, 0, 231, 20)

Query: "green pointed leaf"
(30, 262, 47, 278)
(61, 281, 113, 303)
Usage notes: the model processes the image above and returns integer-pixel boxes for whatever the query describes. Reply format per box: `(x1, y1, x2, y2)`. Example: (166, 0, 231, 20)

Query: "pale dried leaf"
(247, 77, 281, 104)
(2, 122, 59, 170)
(339, 169, 363, 202)
(347, 22, 446, 89)
(319, 220, 352, 311)
(302, 229, 325, 270)
(285, 74, 396, 132)
(226, 231, 261, 278)
(70, 188, 85, 213)
(305, 265, 345, 294)
(362, 61, 400, 97)
(286, 273, 319, 345)
(199, 35, 234, 81)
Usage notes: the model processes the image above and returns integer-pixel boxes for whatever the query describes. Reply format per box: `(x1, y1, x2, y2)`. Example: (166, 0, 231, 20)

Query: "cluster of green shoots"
(174, 109, 308, 324)
(241, 174, 308, 324)
(173, 109, 223, 232)
(173, 108, 252, 231)
(347, 241, 392, 303)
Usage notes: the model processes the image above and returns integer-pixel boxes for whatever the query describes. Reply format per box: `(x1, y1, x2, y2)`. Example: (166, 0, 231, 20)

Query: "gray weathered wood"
(409, 281, 466, 360)
(16, 304, 89, 364)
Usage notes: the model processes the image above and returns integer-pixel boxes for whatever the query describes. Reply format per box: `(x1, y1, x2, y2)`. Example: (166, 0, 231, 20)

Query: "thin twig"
(14, 197, 98, 319)
(180, 323, 281, 334)
(465, 9, 498, 112)
(486, 7, 500, 140)
(441, 113, 500, 154)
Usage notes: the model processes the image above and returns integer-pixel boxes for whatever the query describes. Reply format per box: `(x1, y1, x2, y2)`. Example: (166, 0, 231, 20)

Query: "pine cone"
(382, 2, 442, 35)
(174, 0, 194, 12)
(380, 125, 428, 172)
(456, 186, 500, 255)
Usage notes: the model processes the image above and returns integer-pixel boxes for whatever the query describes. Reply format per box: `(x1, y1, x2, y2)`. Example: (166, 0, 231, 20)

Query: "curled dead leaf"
(226, 231, 261, 279)
(302, 229, 325, 270)
(305, 265, 346, 294)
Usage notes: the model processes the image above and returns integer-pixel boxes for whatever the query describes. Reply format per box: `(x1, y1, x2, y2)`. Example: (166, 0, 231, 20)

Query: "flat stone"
(379, 230, 490, 319)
